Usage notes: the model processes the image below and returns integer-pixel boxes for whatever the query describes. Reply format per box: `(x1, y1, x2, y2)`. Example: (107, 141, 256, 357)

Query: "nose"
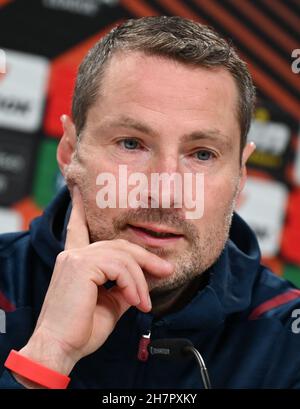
(147, 153, 183, 209)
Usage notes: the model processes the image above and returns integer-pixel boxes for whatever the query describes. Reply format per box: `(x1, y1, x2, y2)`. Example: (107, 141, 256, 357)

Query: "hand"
(16, 186, 174, 382)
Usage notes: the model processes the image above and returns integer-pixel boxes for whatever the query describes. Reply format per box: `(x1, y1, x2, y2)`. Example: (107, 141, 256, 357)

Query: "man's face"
(61, 51, 252, 294)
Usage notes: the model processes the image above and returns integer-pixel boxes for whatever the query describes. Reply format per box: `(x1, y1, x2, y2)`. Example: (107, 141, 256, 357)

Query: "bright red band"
(4, 349, 70, 389)
(248, 289, 300, 320)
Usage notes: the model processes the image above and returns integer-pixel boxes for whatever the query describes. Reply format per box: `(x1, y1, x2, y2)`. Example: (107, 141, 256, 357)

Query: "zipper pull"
(137, 330, 151, 362)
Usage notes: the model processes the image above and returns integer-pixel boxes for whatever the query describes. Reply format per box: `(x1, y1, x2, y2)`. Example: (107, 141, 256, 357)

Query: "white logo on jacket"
(0, 309, 6, 334)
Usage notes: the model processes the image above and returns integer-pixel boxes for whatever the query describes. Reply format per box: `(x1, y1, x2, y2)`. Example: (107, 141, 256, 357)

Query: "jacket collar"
(30, 186, 71, 270)
(159, 214, 261, 330)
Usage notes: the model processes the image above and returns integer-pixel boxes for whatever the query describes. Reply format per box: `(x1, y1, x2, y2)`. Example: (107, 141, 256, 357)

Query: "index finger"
(65, 185, 90, 250)
(108, 240, 175, 277)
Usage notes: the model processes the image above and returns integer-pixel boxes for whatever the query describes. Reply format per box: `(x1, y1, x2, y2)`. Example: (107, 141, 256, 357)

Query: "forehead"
(86, 51, 240, 140)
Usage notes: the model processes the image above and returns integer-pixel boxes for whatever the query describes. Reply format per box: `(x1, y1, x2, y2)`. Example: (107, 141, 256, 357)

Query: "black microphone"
(148, 338, 212, 389)
(148, 338, 192, 359)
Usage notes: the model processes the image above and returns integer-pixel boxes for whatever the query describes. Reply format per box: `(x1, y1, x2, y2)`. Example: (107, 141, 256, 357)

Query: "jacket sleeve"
(0, 307, 36, 389)
(0, 368, 26, 389)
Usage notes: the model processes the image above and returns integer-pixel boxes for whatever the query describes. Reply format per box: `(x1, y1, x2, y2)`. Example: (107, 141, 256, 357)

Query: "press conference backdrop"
(0, 0, 299, 284)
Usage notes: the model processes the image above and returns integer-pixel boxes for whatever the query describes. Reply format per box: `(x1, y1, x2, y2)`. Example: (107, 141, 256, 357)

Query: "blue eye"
(195, 150, 213, 161)
(120, 138, 140, 150)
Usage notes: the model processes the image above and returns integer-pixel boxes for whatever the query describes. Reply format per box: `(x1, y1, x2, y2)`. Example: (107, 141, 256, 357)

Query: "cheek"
(64, 161, 86, 189)
(203, 175, 238, 215)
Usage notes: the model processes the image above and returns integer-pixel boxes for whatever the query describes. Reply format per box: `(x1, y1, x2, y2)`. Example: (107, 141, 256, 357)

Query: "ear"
(236, 141, 256, 199)
(57, 115, 77, 177)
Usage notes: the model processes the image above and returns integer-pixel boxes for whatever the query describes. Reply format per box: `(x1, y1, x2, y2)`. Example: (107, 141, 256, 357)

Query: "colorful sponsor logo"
(0, 207, 22, 234)
(43, 0, 118, 16)
(237, 177, 288, 257)
(0, 50, 49, 132)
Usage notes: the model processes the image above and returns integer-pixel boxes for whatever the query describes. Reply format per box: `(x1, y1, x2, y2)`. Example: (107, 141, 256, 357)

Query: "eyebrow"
(98, 116, 231, 147)
(99, 116, 156, 136)
(179, 130, 231, 146)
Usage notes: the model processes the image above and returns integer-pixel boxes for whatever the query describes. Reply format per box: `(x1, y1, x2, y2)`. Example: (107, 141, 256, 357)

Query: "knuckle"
(112, 257, 128, 271)
(118, 252, 138, 270)
(66, 225, 73, 234)
(56, 251, 68, 264)
(56, 250, 82, 267)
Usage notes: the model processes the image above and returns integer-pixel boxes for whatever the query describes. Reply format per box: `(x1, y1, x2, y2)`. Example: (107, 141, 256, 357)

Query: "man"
(1, 16, 300, 389)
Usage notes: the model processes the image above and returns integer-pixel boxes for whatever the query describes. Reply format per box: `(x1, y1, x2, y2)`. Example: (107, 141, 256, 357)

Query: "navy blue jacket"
(1, 187, 300, 389)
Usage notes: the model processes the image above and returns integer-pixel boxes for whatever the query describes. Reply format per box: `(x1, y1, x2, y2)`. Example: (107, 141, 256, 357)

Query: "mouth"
(126, 223, 184, 247)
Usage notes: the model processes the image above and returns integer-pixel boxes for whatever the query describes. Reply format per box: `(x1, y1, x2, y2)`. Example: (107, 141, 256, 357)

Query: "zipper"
(137, 330, 151, 362)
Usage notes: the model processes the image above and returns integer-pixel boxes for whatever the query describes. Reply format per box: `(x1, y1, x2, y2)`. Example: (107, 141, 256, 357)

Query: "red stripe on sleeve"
(249, 289, 300, 320)
(0, 291, 15, 312)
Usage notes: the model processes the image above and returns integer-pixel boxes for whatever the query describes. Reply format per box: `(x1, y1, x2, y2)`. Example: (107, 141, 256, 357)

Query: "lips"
(126, 223, 184, 247)
(128, 223, 182, 237)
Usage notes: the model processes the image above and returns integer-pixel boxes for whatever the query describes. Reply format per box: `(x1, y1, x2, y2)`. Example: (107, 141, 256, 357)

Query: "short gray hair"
(72, 16, 255, 150)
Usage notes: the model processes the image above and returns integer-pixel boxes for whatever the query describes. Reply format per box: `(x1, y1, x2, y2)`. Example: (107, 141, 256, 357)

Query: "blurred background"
(0, 0, 299, 284)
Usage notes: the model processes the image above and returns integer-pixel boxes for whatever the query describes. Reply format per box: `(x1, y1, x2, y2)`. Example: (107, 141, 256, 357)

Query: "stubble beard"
(66, 161, 239, 295)
(81, 187, 239, 295)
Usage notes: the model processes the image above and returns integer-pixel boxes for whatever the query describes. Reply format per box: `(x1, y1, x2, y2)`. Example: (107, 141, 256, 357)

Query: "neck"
(150, 271, 210, 319)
